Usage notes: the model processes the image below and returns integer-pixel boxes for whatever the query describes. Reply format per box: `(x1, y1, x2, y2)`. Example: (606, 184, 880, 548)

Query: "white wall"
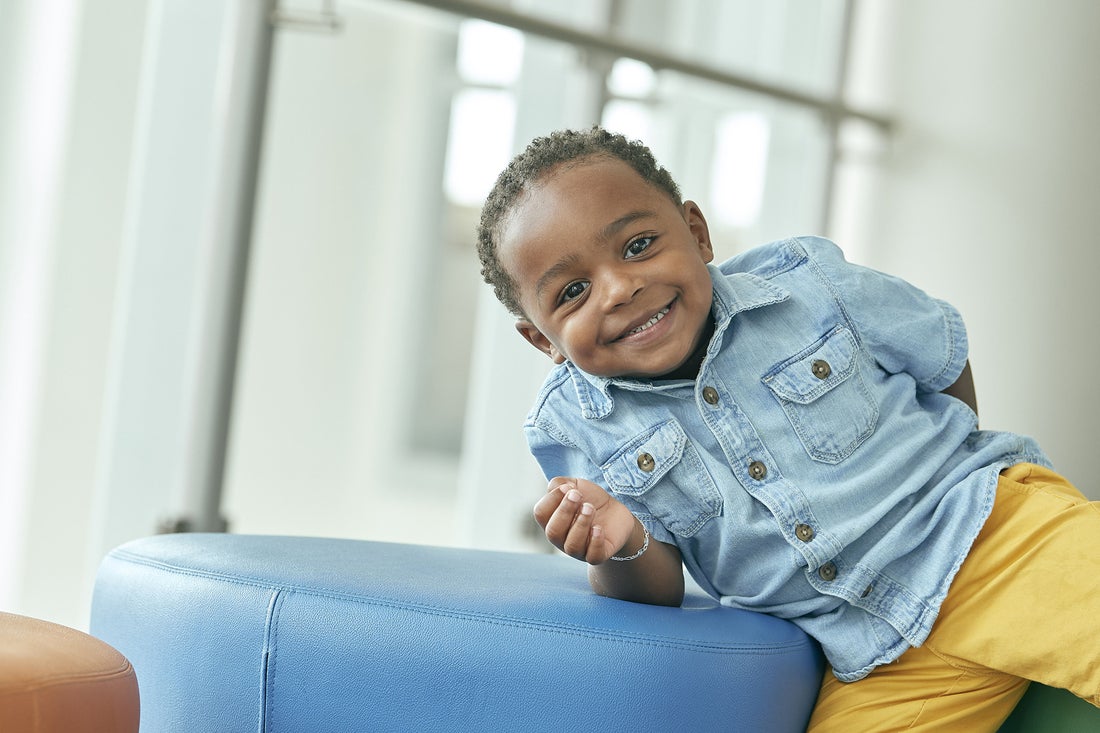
(0, 0, 80, 616)
(843, 0, 1099, 495)
(0, 0, 146, 628)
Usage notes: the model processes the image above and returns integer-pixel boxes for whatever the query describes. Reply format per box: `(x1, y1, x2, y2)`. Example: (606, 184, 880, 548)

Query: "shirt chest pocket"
(763, 326, 879, 464)
(600, 419, 723, 538)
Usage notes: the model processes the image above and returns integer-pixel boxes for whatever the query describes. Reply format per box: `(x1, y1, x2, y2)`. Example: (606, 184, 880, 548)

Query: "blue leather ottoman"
(90, 534, 824, 732)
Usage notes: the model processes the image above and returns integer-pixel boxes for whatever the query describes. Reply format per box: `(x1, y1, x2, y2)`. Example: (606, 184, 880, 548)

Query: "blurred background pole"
(91, 0, 277, 551)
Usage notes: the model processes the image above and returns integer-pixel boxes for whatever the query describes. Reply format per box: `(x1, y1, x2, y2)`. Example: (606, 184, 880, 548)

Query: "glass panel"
(226, 0, 840, 546)
(456, 19, 523, 85)
(710, 111, 771, 229)
(607, 58, 657, 97)
(600, 68, 830, 254)
(444, 89, 517, 207)
(226, 0, 466, 540)
(524, 0, 849, 97)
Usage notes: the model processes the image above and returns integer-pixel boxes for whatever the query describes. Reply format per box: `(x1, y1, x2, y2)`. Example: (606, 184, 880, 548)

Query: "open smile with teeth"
(628, 305, 671, 336)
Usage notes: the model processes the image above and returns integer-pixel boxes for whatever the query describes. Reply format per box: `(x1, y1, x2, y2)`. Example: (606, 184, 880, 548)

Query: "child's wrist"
(610, 520, 650, 562)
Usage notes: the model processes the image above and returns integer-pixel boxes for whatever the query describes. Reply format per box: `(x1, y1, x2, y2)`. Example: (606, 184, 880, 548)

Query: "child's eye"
(625, 236, 655, 258)
(560, 281, 589, 303)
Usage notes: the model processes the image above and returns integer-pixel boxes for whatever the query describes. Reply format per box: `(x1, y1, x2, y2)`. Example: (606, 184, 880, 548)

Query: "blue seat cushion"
(91, 534, 824, 732)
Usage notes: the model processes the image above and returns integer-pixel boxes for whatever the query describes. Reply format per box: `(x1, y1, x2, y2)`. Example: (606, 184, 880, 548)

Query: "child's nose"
(601, 267, 643, 309)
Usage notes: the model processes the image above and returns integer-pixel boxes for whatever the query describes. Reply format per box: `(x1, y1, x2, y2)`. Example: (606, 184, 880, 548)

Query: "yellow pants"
(808, 464, 1100, 732)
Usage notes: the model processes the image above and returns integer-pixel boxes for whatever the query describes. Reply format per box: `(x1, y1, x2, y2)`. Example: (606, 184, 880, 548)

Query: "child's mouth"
(627, 305, 672, 336)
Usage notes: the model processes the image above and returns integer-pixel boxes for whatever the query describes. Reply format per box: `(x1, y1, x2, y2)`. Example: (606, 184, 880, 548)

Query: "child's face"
(499, 156, 715, 379)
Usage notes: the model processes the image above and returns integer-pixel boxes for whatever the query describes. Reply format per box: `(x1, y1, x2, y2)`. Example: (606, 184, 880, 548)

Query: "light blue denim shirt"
(524, 236, 1049, 682)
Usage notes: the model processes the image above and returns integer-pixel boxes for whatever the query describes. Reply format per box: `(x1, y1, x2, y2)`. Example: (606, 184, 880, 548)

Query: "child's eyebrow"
(535, 254, 579, 300)
(533, 210, 657, 300)
(600, 209, 656, 241)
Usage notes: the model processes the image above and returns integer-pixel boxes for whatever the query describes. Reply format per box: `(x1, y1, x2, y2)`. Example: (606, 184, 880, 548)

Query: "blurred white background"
(1, 0, 1097, 630)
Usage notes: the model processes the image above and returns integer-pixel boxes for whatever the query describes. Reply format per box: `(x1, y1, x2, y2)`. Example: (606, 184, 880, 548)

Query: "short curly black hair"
(476, 126, 682, 316)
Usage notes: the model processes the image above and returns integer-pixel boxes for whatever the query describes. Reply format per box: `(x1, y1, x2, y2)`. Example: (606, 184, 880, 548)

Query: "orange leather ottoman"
(0, 612, 138, 732)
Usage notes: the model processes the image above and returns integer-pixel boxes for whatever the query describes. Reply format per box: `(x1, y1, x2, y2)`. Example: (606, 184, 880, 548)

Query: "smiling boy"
(477, 127, 1100, 730)
(501, 155, 715, 381)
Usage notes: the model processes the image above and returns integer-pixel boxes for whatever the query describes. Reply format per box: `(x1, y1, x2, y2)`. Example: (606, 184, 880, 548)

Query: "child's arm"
(534, 477, 685, 607)
(941, 359, 978, 416)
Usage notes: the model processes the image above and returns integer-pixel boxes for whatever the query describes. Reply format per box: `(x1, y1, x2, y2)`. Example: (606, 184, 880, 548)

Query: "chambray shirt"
(524, 236, 1049, 682)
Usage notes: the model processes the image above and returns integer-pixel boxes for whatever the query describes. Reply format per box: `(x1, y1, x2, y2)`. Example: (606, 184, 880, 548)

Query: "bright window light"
(456, 19, 524, 85)
(607, 58, 656, 97)
(443, 89, 516, 207)
(710, 112, 770, 228)
(601, 100, 653, 145)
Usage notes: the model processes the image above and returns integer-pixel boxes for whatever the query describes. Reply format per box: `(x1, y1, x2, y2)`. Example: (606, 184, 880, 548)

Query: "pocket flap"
(765, 327, 858, 404)
(601, 420, 686, 496)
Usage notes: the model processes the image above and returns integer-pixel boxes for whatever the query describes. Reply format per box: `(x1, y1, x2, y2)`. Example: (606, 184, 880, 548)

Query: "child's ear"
(682, 200, 714, 263)
(515, 320, 566, 364)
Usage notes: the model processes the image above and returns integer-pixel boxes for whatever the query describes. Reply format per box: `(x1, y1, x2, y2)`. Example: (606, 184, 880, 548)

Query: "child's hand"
(533, 477, 640, 565)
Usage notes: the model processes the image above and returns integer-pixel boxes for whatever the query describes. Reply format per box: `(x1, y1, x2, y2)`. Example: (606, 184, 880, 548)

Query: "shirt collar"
(566, 264, 791, 419)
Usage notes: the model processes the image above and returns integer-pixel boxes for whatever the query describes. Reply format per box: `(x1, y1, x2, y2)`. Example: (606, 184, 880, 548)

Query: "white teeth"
(630, 306, 670, 335)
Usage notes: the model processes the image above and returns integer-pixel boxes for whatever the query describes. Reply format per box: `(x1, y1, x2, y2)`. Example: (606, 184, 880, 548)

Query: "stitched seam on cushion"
(0, 665, 135, 694)
(259, 589, 284, 733)
(106, 552, 811, 656)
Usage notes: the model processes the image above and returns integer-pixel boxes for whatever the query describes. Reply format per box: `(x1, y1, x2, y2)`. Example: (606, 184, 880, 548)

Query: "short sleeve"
(799, 236, 969, 393)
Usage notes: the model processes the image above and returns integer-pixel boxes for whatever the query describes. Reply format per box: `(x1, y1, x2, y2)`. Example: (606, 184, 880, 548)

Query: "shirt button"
(702, 386, 719, 405)
(637, 452, 655, 472)
(748, 461, 767, 480)
(795, 524, 815, 542)
(818, 561, 838, 582)
(811, 359, 832, 380)
(861, 584, 874, 598)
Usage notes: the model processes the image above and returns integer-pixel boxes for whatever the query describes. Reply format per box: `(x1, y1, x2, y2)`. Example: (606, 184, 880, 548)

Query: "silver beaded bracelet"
(609, 524, 650, 562)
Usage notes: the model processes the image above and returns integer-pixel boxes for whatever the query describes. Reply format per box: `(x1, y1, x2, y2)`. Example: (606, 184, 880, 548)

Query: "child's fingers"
(547, 476, 574, 494)
(542, 486, 586, 551)
(534, 477, 582, 529)
(560, 502, 595, 560)
(541, 485, 581, 540)
(535, 477, 621, 562)
(532, 484, 569, 529)
(586, 524, 613, 565)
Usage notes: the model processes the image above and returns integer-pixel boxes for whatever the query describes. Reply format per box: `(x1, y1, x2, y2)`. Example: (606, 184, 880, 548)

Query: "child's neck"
(653, 314, 715, 382)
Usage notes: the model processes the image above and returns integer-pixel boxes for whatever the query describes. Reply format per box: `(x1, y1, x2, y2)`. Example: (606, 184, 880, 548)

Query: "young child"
(476, 126, 1100, 731)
